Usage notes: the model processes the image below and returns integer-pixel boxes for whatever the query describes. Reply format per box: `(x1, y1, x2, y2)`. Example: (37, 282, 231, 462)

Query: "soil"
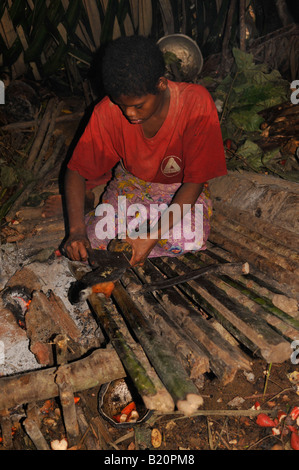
(2, 357, 299, 451)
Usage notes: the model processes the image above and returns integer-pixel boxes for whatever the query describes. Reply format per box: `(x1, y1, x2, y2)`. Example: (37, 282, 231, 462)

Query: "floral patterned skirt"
(85, 163, 213, 258)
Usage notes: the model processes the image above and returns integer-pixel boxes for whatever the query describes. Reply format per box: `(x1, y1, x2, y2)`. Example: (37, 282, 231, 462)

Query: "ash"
(0, 243, 101, 377)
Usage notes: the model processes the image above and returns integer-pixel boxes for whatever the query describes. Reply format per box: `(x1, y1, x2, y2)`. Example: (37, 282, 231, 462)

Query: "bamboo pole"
(152, 256, 291, 364)
(89, 293, 175, 413)
(133, 260, 252, 383)
(111, 281, 204, 415)
(208, 225, 299, 292)
(122, 269, 210, 379)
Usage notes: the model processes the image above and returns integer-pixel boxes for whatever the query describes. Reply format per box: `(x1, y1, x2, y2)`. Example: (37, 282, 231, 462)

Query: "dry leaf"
(151, 428, 162, 448)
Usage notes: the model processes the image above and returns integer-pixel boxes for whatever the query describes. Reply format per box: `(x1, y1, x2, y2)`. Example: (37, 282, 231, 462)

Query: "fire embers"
(2, 285, 32, 329)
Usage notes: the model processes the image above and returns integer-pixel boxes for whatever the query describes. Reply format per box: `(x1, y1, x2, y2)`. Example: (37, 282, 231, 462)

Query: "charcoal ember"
(1, 285, 32, 329)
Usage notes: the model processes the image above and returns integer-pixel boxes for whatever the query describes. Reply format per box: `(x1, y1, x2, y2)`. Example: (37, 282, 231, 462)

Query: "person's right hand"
(63, 231, 91, 262)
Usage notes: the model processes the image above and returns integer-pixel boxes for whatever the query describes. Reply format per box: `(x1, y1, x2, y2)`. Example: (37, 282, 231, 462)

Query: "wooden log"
(122, 269, 210, 380)
(111, 281, 204, 415)
(191, 250, 299, 341)
(88, 293, 175, 413)
(26, 98, 57, 170)
(23, 403, 50, 451)
(205, 242, 299, 300)
(211, 201, 299, 252)
(133, 261, 252, 384)
(0, 111, 84, 131)
(212, 211, 299, 264)
(55, 368, 80, 446)
(155, 256, 291, 363)
(70, 260, 175, 413)
(208, 226, 299, 292)
(0, 348, 126, 411)
(193, 250, 299, 324)
(211, 218, 299, 273)
(0, 411, 13, 449)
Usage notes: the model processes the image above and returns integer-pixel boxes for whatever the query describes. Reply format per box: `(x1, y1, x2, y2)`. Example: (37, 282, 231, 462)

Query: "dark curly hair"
(101, 36, 166, 98)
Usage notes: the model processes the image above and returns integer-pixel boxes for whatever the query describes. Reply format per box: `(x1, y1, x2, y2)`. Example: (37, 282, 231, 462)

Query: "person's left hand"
(125, 235, 158, 266)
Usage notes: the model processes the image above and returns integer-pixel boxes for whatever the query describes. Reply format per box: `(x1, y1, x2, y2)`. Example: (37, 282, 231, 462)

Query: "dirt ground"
(2, 355, 298, 451)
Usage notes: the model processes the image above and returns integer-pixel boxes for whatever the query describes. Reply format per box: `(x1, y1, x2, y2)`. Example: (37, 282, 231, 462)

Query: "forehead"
(113, 94, 155, 106)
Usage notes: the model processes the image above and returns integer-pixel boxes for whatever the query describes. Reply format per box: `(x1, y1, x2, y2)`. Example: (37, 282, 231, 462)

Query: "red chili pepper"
(112, 414, 122, 423)
(121, 401, 136, 416)
(277, 410, 287, 422)
(290, 406, 299, 421)
(290, 431, 299, 450)
(256, 413, 276, 427)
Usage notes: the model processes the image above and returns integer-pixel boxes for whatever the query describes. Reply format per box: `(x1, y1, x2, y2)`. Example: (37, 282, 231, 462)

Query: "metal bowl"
(98, 378, 152, 428)
(157, 33, 203, 82)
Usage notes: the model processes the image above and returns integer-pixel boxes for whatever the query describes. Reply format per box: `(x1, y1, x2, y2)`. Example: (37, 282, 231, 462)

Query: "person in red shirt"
(64, 35, 227, 266)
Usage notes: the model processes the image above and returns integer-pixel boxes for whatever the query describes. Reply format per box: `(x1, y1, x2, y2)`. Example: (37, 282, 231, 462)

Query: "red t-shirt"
(67, 80, 227, 185)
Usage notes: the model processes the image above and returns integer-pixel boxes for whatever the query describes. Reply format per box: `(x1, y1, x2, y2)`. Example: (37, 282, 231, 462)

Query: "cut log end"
(142, 390, 175, 413)
(242, 262, 250, 275)
(176, 393, 204, 416)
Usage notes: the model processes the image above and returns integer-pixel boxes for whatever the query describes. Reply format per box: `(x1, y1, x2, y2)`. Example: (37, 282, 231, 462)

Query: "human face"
(112, 80, 168, 125)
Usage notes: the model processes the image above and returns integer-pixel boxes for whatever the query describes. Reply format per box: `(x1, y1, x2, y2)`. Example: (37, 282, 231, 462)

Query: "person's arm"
(63, 167, 91, 261)
(127, 182, 204, 266)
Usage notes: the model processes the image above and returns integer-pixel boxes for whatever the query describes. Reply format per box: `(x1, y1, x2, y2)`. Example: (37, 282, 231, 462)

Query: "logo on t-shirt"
(161, 155, 182, 177)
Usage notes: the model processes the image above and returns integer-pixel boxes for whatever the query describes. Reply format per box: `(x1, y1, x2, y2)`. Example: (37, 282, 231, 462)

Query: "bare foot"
(42, 194, 63, 218)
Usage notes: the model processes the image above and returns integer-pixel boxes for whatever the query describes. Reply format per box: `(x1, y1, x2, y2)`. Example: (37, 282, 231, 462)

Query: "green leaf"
(231, 109, 264, 132)
(232, 47, 255, 72)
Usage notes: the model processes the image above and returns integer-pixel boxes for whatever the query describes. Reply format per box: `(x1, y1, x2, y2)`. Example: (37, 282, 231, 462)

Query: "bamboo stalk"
(152, 256, 291, 363)
(212, 211, 299, 263)
(205, 242, 298, 300)
(111, 281, 204, 415)
(89, 294, 167, 410)
(209, 226, 299, 291)
(211, 218, 299, 273)
(133, 260, 252, 383)
(122, 269, 210, 378)
(187, 250, 299, 341)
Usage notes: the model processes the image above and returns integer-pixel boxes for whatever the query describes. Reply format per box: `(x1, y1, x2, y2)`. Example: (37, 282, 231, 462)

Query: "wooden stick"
(89, 293, 174, 413)
(155, 256, 291, 363)
(135, 260, 252, 384)
(111, 281, 204, 415)
(0, 111, 84, 131)
(209, 226, 299, 292)
(211, 201, 299, 252)
(26, 98, 57, 170)
(23, 417, 50, 450)
(0, 348, 126, 411)
(33, 100, 64, 174)
(122, 269, 209, 379)
(55, 369, 80, 446)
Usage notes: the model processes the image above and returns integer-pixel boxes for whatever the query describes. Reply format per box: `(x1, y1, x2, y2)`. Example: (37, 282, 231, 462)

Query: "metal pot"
(157, 33, 203, 82)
